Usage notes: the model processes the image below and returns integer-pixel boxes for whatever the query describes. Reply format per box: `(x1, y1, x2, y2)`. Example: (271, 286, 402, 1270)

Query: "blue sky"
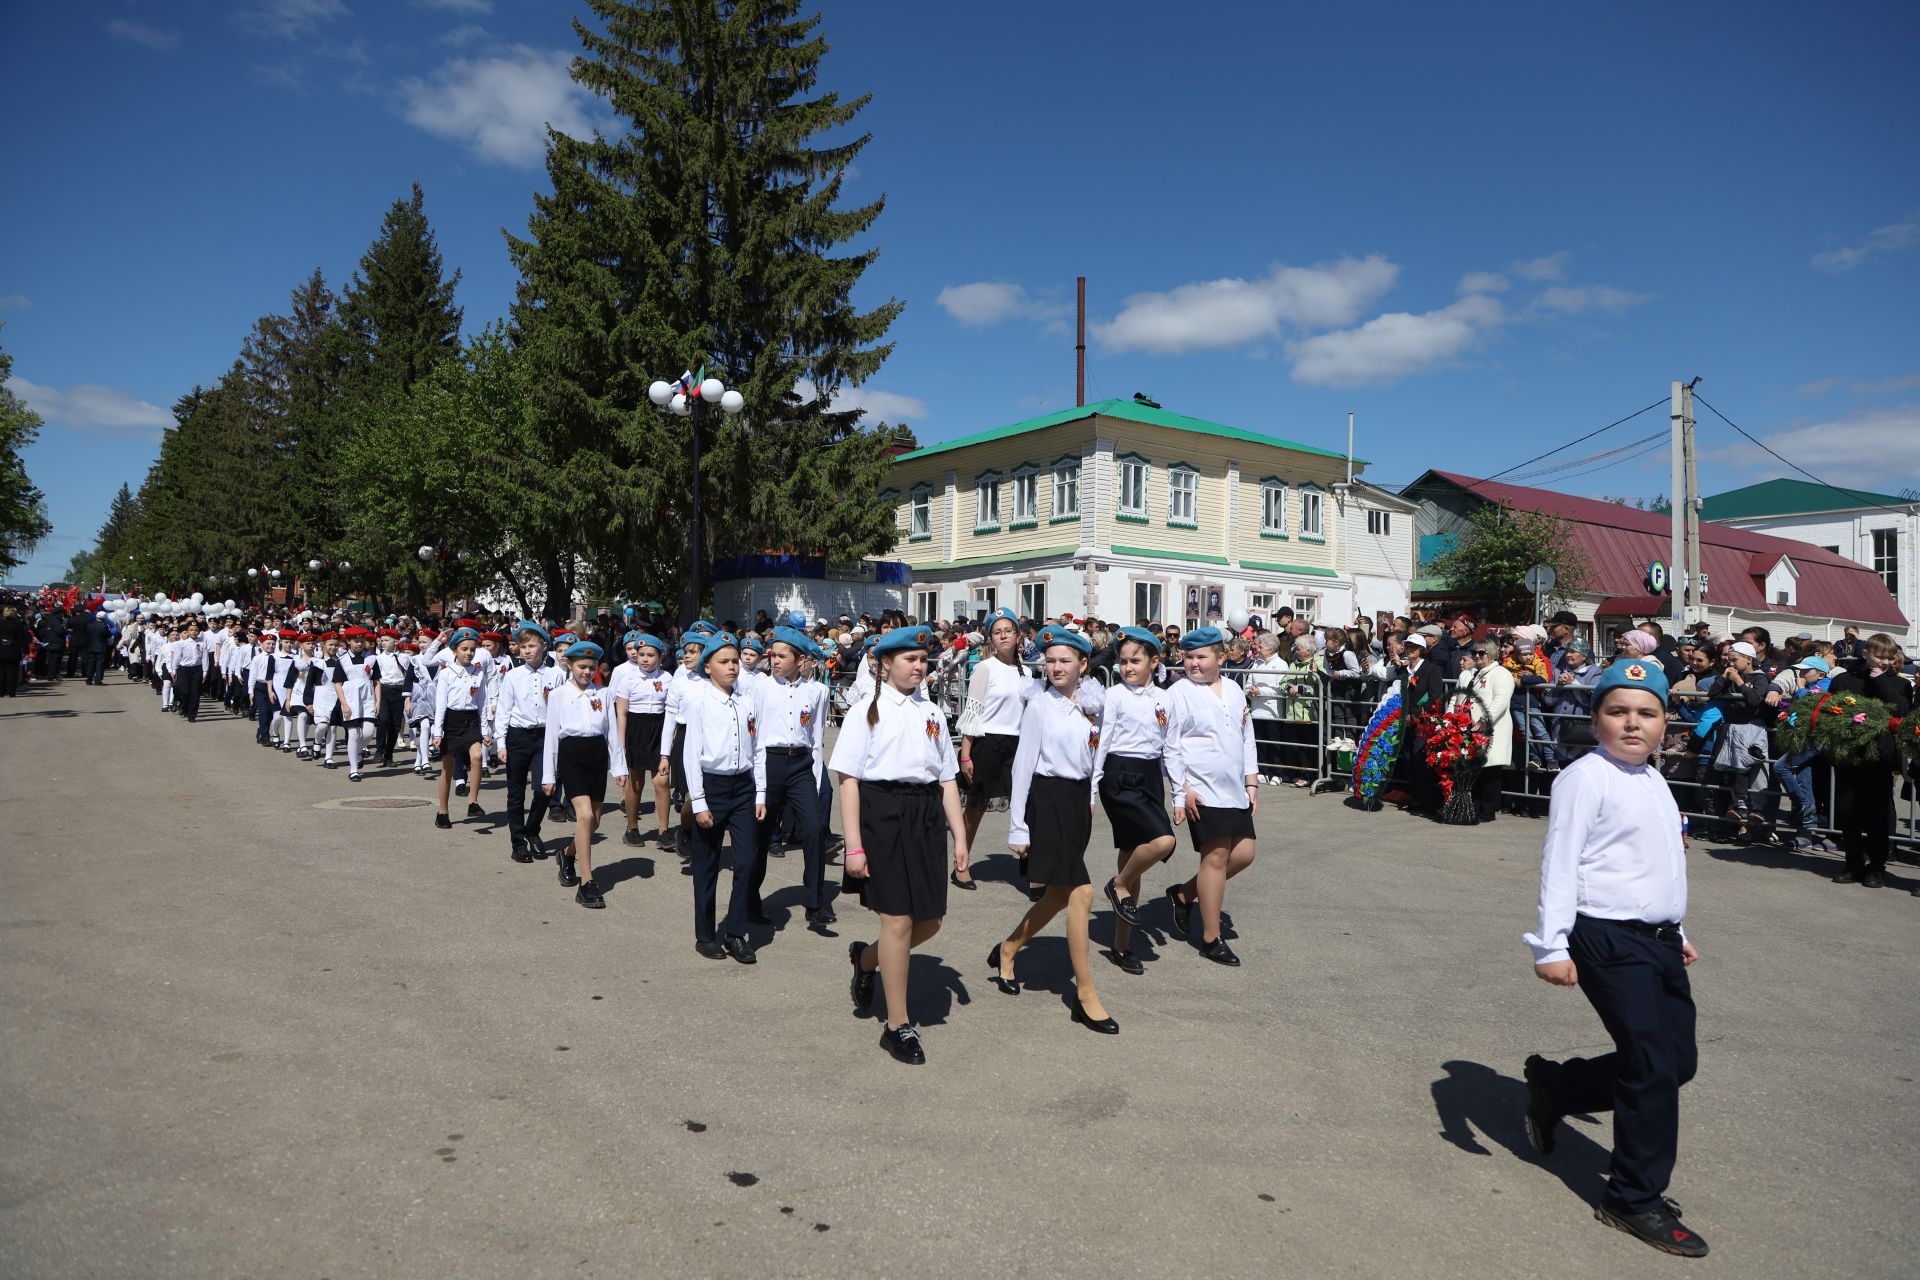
(4, 0, 1917, 585)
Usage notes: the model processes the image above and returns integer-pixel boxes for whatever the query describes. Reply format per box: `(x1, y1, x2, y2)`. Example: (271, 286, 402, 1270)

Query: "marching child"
(542, 641, 627, 908)
(611, 632, 672, 849)
(406, 637, 437, 775)
(431, 627, 493, 828)
(1092, 625, 1183, 975)
(682, 632, 767, 962)
(755, 626, 834, 926)
(493, 623, 565, 863)
(1163, 627, 1259, 967)
(330, 627, 381, 781)
(281, 635, 317, 756)
(955, 607, 1032, 890)
(660, 626, 715, 857)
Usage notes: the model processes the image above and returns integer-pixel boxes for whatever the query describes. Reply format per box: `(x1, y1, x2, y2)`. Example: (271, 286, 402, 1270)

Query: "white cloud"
(937, 282, 1027, 327)
(7, 377, 173, 439)
(1741, 404, 1920, 482)
(0, 294, 28, 310)
(398, 46, 600, 168)
(250, 61, 304, 91)
(415, 0, 491, 13)
(107, 19, 181, 49)
(1534, 284, 1653, 314)
(1286, 295, 1503, 388)
(1457, 271, 1509, 295)
(1797, 376, 1846, 397)
(796, 378, 928, 424)
(1511, 252, 1571, 281)
(1812, 216, 1919, 272)
(438, 23, 489, 48)
(1094, 256, 1399, 354)
(237, 0, 350, 40)
(1798, 371, 1920, 397)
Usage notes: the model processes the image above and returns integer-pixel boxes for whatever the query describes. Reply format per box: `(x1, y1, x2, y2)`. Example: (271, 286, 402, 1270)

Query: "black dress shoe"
(510, 840, 535, 864)
(576, 880, 605, 908)
(988, 943, 1020, 995)
(722, 934, 757, 965)
(1862, 872, 1885, 888)
(1594, 1201, 1708, 1257)
(434, 812, 452, 830)
(695, 940, 728, 960)
(1165, 884, 1192, 935)
(548, 802, 569, 824)
(1104, 877, 1141, 925)
(1069, 995, 1120, 1034)
(769, 844, 787, 858)
(1105, 948, 1145, 976)
(623, 829, 644, 846)
(806, 905, 838, 926)
(848, 941, 876, 1008)
(880, 1023, 925, 1065)
(1831, 870, 1858, 884)
(466, 802, 483, 820)
(948, 870, 977, 891)
(1522, 1053, 1560, 1155)
(1197, 937, 1240, 966)
(557, 853, 580, 887)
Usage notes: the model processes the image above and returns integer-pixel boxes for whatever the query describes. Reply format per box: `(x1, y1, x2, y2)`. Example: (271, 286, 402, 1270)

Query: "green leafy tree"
(1424, 501, 1594, 619)
(0, 329, 54, 575)
(339, 182, 464, 400)
(506, 0, 903, 618)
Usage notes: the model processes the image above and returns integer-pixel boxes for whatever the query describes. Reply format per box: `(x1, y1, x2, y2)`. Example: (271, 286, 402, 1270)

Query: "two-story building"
(881, 397, 1415, 630)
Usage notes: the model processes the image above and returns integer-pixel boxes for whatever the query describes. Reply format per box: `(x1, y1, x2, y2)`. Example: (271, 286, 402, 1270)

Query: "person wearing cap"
(659, 630, 712, 859)
(249, 631, 283, 747)
(370, 629, 410, 767)
(407, 636, 440, 775)
(681, 632, 768, 962)
(1545, 610, 1580, 670)
(491, 624, 566, 863)
(955, 606, 1033, 890)
(328, 628, 381, 781)
(988, 624, 1118, 1031)
(754, 626, 835, 926)
(1398, 630, 1448, 813)
(432, 627, 494, 829)
(1160, 626, 1259, 966)
(279, 634, 317, 755)
(1522, 655, 1709, 1258)
(1826, 632, 1912, 889)
(1705, 640, 1771, 841)
(833, 624, 968, 1065)
(1091, 625, 1184, 975)
(540, 641, 626, 908)
(610, 632, 673, 850)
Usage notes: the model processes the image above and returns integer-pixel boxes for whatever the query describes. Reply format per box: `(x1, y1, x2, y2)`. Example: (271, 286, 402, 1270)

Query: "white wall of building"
(1712, 507, 1918, 649)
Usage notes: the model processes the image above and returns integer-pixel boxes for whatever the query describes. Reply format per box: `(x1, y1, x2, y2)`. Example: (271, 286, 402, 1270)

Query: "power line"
(1466, 395, 1668, 492)
(1549, 437, 1669, 487)
(1507, 428, 1669, 483)
(1692, 393, 1916, 519)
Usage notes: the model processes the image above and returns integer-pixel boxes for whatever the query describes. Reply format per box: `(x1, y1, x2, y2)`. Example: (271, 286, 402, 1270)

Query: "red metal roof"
(1423, 471, 1908, 627)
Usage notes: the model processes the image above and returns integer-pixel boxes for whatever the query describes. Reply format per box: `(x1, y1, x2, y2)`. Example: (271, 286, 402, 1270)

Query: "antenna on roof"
(1132, 392, 1161, 409)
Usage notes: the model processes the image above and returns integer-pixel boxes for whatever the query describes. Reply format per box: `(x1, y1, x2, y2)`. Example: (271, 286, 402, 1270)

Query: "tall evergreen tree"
(507, 0, 903, 617)
(0, 328, 54, 575)
(340, 182, 464, 399)
(242, 270, 351, 563)
(65, 482, 139, 588)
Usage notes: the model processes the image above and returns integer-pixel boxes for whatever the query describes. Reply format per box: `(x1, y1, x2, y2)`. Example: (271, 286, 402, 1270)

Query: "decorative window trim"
(909, 482, 934, 543)
(1298, 482, 1327, 543)
(1116, 452, 1151, 520)
(1009, 462, 1041, 528)
(1258, 476, 1289, 540)
(972, 470, 1002, 533)
(1166, 461, 1199, 529)
(1050, 454, 1081, 523)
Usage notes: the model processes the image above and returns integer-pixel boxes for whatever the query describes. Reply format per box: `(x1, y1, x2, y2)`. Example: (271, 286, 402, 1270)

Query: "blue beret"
(448, 626, 480, 648)
(786, 610, 807, 628)
(634, 633, 667, 654)
(874, 624, 934, 656)
(742, 633, 765, 653)
(1179, 626, 1227, 651)
(1037, 624, 1091, 656)
(564, 641, 604, 663)
(619, 628, 641, 647)
(985, 607, 1021, 631)
(514, 621, 552, 646)
(692, 618, 719, 635)
(771, 625, 820, 659)
(696, 631, 741, 673)
(1593, 657, 1670, 707)
(1116, 625, 1162, 655)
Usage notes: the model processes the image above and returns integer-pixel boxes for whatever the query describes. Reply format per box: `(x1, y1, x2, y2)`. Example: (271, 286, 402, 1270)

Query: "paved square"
(2, 678, 1915, 1278)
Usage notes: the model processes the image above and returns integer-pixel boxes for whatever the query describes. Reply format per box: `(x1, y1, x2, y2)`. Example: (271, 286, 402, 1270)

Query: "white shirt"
(682, 680, 768, 813)
(1524, 748, 1688, 965)
(659, 666, 707, 755)
(540, 679, 626, 785)
(609, 662, 671, 714)
(1007, 683, 1104, 844)
(829, 683, 959, 785)
(957, 655, 1032, 737)
(1090, 679, 1182, 793)
(433, 661, 492, 737)
(757, 673, 831, 781)
(373, 651, 410, 687)
(1165, 675, 1259, 811)
(493, 661, 566, 735)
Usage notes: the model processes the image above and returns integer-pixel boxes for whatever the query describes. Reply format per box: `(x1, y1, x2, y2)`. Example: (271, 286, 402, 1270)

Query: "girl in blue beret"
(1094, 626, 1183, 975)
(1162, 626, 1260, 966)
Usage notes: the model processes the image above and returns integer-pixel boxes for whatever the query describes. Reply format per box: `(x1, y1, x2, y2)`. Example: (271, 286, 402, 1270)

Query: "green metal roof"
(895, 398, 1360, 466)
(1699, 478, 1915, 521)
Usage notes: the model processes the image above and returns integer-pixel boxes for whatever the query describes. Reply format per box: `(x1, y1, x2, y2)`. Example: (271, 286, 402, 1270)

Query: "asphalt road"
(2, 675, 1916, 1279)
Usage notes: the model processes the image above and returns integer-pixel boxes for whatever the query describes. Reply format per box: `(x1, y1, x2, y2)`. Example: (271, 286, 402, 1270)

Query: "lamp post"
(647, 370, 745, 622)
(305, 555, 352, 611)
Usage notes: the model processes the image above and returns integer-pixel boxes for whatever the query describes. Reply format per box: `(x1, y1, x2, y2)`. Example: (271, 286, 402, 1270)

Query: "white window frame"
(1872, 527, 1899, 596)
(1167, 463, 1199, 529)
(1132, 580, 1164, 626)
(1300, 484, 1326, 542)
(1366, 508, 1391, 536)
(1259, 478, 1288, 538)
(972, 585, 998, 614)
(1018, 580, 1047, 621)
(1248, 591, 1277, 616)
(1117, 454, 1150, 523)
(1292, 594, 1318, 623)
(973, 470, 1001, 532)
(909, 484, 933, 541)
(1010, 463, 1039, 528)
(1051, 456, 1080, 523)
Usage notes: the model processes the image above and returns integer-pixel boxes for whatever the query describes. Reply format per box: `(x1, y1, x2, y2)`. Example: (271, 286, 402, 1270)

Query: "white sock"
(346, 727, 364, 773)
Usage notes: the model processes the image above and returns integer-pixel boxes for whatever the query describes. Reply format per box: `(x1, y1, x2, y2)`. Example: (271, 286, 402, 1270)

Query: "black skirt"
(845, 779, 947, 920)
(1188, 798, 1256, 851)
(441, 708, 483, 755)
(625, 710, 664, 776)
(1098, 753, 1174, 852)
(967, 731, 1020, 810)
(555, 733, 608, 804)
(1022, 773, 1094, 887)
(668, 727, 689, 796)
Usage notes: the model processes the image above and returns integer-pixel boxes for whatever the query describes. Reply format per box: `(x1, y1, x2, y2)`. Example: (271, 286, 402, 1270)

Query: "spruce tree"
(0, 329, 53, 575)
(340, 183, 464, 399)
(242, 270, 351, 566)
(507, 0, 903, 618)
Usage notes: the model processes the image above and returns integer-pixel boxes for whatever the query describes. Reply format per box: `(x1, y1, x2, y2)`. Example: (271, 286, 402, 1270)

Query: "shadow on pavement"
(1430, 1060, 1611, 1206)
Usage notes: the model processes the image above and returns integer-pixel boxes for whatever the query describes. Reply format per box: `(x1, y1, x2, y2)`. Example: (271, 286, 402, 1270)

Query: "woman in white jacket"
(1450, 637, 1514, 823)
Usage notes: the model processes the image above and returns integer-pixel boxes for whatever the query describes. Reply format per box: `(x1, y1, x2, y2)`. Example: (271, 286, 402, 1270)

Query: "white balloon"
(418, 545, 435, 562)
(190, 592, 204, 605)
(719, 389, 745, 415)
(247, 568, 259, 578)
(154, 592, 168, 603)
(648, 380, 672, 407)
(225, 599, 235, 609)
(1228, 610, 1251, 630)
(699, 377, 725, 402)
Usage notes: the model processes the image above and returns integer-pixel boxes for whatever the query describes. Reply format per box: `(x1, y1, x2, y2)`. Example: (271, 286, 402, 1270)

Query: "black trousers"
(1472, 765, 1505, 821)
(177, 664, 204, 722)
(254, 683, 276, 742)
(375, 687, 407, 761)
(503, 726, 547, 849)
(1536, 917, 1697, 1215)
(1407, 737, 1442, 811)
(82, 651, 106, 684)
(64, 645, 82, 677)
(692, 769, 757, 943)
(758, 751, 827, 911)
(0, 656, 20, 697)
(1833, 762, 1895, 876)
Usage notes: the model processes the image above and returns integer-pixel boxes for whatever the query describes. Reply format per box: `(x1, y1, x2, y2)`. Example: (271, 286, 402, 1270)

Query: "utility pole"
(1682, 377, 1702, 630)
(1669, 382, 1686, 632)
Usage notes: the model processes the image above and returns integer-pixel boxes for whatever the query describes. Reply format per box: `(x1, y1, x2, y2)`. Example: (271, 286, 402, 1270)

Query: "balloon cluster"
(103, 592, 246, 627)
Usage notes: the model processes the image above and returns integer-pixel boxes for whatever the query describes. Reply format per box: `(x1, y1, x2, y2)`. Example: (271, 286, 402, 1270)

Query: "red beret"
(480, 631, 504, 642)
(377, 627, 399, 638)
(417, 628, 439, 639)
(397, 641, 419, 653)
